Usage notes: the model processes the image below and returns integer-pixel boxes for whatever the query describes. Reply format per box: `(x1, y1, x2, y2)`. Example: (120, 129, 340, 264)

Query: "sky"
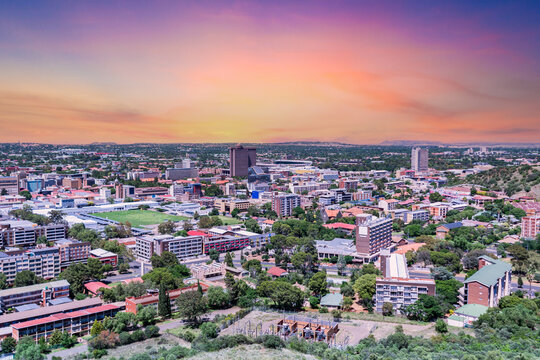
(1, 0, 540, 144)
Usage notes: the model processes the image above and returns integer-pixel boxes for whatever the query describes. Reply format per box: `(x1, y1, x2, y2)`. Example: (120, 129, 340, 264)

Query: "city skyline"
(1, 1, 540, 144)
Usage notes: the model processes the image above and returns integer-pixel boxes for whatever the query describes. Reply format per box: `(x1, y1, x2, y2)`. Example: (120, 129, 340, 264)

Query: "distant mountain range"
(379, 140, 540, 147)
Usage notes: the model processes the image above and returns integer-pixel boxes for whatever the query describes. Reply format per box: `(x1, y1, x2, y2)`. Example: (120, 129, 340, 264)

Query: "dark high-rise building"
(229, 145, 256, 177)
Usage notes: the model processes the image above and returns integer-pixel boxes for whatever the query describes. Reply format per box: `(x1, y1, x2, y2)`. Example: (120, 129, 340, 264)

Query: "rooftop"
(0, 280, 69, 298)
(464, 256, 511, 287)
(320, 293, 343, 307)
(454, 304, 489, 318)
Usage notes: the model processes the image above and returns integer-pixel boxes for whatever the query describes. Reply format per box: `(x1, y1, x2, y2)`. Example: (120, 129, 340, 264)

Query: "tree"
(175, 290, 208, 324)
(209, 208, 219, 216)
(224, 252, 234, 267)
(342, 296, 353, 311)
(59, 263, 91, 295)
(137, 305, 156, 326)
(405, 294, 443, 321)
(1, 336, 16, 354)
(87, 257, 104, 280)
(0, 188, 8, 196)
(14, 270, 41, 287)
(48, 330, 64, 347)
(340, 282, 355, 297)
(48, 210, 65, 224)
(118, 263, 130, 274)
(231, 208, 239, 218)
(91, 320, 104, 336)
(19, 190, 32, 201)
(308, 272, 328, 296)
(382, 302, 394, 316)
(158, 282, 171, 318)
(353, 274, 377, 303)
(0, 273, 8, 290)
(142, 268, 178, 290)
(198, 216, 213, 228)
(15, 336, 43, 360)
(242, 259, 262, 277)
(257, 281, 304, 310)
(435, 319, 448, 333)
(160, 251, 180, 267)
(429, 192, 444, 202)
(337, 255, 347, 275)
(102, 264, 114, 276)
(209, 249, 220, 262)
(207, 286, 230, 309)
(158, 220, 176, 235)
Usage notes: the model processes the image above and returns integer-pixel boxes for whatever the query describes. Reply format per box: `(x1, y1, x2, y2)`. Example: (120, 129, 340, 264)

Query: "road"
(47, 344, 88, 360)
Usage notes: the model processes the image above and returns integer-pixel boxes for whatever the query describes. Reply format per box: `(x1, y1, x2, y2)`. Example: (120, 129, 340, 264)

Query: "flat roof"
(0, 280, 69, 298)
(0, 297, 101, 326)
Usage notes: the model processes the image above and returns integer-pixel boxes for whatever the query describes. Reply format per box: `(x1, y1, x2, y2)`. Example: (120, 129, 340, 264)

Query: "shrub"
(144, 325, 160, 338)
(309, 296, 319, 309)
(180, 330, 195, 342)
(130, 330, 146, 343)
(435, 319, 448, 333)
(200, 322, 219, 339)
(256, 335, 284, 349)
(119, 332, 131, 345)
(319, 307, 328, 313)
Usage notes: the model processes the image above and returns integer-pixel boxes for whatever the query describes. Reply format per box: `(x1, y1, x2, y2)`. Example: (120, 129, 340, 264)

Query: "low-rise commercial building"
(89, 248, 118, 267)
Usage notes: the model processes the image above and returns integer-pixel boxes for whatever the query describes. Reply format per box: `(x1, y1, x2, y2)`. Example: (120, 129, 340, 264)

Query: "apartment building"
(203, 235, 250, 254)
(62, 177, 82, 190)
(56, 239, 90, 269)
(0, 220, 67, 247)
(272, 193, 301, 218)
(375, 251, 436, 313)
(375, 278, 436, 313)
(462, 256, 511, 307)
(338, 179, 358, 191)
(0, 280, 70, 312)
(521, 214, 540, 239)
(136, 234, 203, 262)
(0, 176, 19, 195)
(405, 210, 429, 224)
(378, 199, 398, 214)
(214, 198, 251, 213)
(12, 304, 121, 341)
(0, 248, 61, 284)
(355, 214, 393, 258)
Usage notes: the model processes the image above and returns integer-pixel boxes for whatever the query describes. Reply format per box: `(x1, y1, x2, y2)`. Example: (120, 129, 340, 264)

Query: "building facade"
(462, 256, 511, 307)
(272, 193, 301, 218)
(0, 280, 70, 312)
(0, 248, 61, 284)
(355, 214, 392, 257)
(0, 220, 67, 247)
(521, 214, 540, 239)
(411, 147, 429, 172)
(229, 145, 256, 177)
(136, 234, 203, 262)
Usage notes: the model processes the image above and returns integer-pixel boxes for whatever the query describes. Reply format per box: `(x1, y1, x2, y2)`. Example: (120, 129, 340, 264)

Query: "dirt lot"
(221, 310, 437, 346)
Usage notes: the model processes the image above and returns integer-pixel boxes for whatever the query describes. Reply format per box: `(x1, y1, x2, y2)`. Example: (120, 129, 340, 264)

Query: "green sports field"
(92, 210, 188, 228)
(218, 215, 242, 225)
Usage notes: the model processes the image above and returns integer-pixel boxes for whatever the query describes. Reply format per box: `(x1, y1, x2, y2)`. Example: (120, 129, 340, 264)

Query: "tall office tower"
(229, 144, 256, 177)
(182, 158, 191, 168)
(411, 147, 429, 172)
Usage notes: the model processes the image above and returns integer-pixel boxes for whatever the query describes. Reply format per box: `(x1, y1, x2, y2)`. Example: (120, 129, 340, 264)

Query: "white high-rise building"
(411, 147, 428, 172)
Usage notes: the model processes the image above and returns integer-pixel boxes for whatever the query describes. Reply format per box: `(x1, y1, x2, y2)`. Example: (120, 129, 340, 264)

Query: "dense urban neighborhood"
(0, 142, 537, 359)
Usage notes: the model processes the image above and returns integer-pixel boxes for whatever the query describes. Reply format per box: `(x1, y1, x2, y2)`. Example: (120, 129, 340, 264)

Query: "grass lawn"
(218, 215, 242, 225)
(92, 209, 188, 228)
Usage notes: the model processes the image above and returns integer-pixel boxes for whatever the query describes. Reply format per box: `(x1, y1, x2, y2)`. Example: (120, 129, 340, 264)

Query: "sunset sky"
(1, 1, 539, 144)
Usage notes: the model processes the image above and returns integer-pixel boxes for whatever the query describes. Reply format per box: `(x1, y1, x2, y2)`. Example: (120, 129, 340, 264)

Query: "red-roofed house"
(84, 282, 111, 296)
(267, 267, 288, 278)
(323, 222, 356, 235)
